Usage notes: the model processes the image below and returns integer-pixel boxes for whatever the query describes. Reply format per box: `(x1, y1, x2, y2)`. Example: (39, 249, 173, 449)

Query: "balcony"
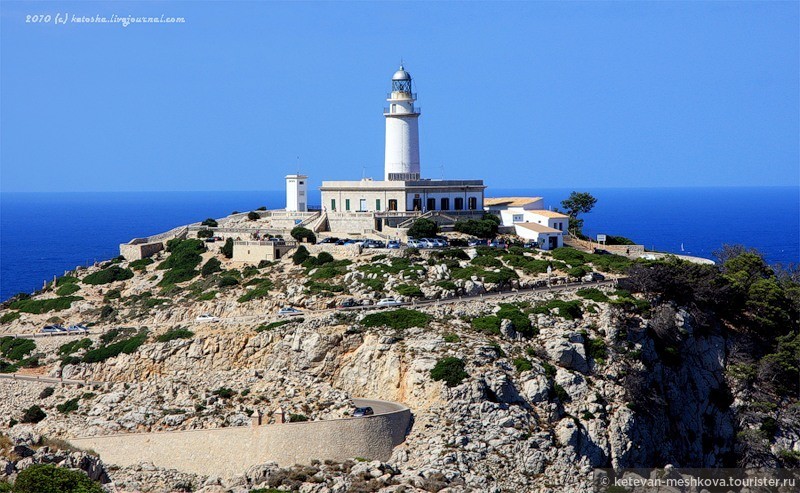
(383, 107, 421, 115)
(387, 92, 417, 100)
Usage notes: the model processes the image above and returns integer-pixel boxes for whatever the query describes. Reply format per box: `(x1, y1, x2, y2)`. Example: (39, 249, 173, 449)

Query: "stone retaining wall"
(70, 401, 411, 477)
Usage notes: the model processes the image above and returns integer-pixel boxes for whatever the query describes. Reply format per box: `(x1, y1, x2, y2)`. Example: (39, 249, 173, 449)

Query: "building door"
(359, 199, 367, 212)
(388, 199, 398, 211)
(427, 198, 436, 211)
(454, 197, 463, 210)
(441, 198, 450, 210)
(412, 198, 422, 211)
(468, 197, 477, 210)
(549, 236, 558, 250)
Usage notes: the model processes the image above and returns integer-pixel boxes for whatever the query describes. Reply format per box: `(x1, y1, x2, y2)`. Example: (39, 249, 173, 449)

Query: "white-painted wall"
(385, 116, 420, 180)
(405, 191, 483, 212)
(286, 175, 308, 212)
(513, 226, 564, 250)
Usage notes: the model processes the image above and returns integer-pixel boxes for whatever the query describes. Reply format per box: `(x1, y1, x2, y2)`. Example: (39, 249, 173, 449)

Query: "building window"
(345, 199, 350, 211)
(391, 104, 396, 112)
(454, 197, 464, 210)
(331, 199, 336, 211)
(468, 197, 477, 210)
(427, 198, 436, 211)
(512, 214, 523, 223)
(441, 198, 450, 210)
(388, 199, 398, 211)
(299, 181, 304, 185)
(376, 199, 381, 211)
(299, 191, 305, 196)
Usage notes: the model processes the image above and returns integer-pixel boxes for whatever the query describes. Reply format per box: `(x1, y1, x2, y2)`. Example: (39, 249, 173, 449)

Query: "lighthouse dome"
(392, 65, 411, 81)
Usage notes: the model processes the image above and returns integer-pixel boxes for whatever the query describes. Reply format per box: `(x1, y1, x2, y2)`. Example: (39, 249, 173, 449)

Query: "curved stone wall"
(70, 399, 410, 477)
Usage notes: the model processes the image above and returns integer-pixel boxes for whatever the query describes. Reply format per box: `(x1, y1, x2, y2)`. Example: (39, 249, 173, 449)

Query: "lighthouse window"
(391, 104, 396, 112)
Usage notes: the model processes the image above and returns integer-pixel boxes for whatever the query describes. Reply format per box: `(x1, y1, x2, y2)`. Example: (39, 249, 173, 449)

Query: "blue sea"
(1, 187, 798, 301)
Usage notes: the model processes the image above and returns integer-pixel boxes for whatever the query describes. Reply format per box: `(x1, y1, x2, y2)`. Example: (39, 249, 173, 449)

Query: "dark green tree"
(247, 211, 260, 221)
(407, 218, 438, 239)
(560, 191, 597, 236)
(201, 258, 222, 277)
(290, 227, 317, 244)
(13, 464, 104, 493)
(200, 218, 218, 228)
(220, 238, 234, 259)
(292, 245, 310, 265)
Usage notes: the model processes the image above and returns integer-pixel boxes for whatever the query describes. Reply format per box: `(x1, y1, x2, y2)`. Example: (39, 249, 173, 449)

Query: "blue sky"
(1, 1, 797, 192)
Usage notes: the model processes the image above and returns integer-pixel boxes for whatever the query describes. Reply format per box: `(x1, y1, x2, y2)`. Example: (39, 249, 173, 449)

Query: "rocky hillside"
(0, 238, 797, 492)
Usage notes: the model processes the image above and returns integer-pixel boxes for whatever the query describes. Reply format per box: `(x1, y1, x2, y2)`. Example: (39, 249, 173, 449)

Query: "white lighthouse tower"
(384, 65, 421, 181)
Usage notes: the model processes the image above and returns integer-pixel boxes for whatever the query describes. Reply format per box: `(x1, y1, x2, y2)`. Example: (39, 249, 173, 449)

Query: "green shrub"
(304, 281, 345, 294)
(247, 211, 260, 221)
(10, 296, 82, 314)
(213, 387, 234, 399)
(13, 463, 103, 493)
(496, 304, 535, 336)
(103, 289, 121, 301)
(407, 218, 438, 239)
(56, 276, 79, 286)
(310, 264, 348, 280)
(436, 281, 457, 291)
(471, 256, 503, 268)
(197, 291, 217, 301)
(0, 361, 18, 373)
(576, 288, 609, 302)
(292, 245, 310, 265)
(290, 226, 316, 244)
(255, 320, 293, 332)
(471, 316, 501, 335)
(0, 312, 20, 323)
(238, 280, 273, 303)
(82, 266, 134, 285)
(218, 276, 239, 287)
(21, 405, 46, 423)
(55, 283, 81, 296)
(395, 284, 423, 297)
(530, 300, 583, 320)
(430, 357, 468, 387)
(551, 383, 570, 402)
(567, 266, 587, 278)
(289, 414, 309, 422)
(443, 333, 461, 343)
(242, 265, 260, 278)
(58, 338, 92, 356)
(0, 337, 36, 361)
(197, 228, 214, 238)
(317, 251, 334, 264)
(582, 331, 608, 362)
(157, 328, 194, 342)
(82, 330, 148, 364)
(454, 219, 498, 238)
(513, 357, 533, 372)
(39, 387, 55, 399)
(605, 235, 636, 246)
(220, 238, 234, 259)
(201, 218, 218, 227)
(361, 308, 432, 330)
(201, 258, 222, 277)
(56, 398, 80, 414)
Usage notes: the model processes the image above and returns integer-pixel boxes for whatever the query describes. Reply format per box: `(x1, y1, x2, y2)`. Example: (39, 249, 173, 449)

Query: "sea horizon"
(2, 185, 798, 302)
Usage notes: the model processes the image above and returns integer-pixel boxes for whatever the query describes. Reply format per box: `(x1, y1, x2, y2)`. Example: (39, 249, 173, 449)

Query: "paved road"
(0, 373, 103, 387)
(352, 398, 408, 416)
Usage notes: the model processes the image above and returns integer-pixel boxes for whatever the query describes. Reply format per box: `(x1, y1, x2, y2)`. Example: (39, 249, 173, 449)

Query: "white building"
(319, 65, 486, 232)
(285, 174, 308, 212)
(484, 196, 569, 250)
(514, 223, 564, 250)
(484, 197, 545, 226)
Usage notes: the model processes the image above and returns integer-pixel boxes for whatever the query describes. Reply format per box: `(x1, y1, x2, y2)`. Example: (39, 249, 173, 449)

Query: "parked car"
(376, 297, 402, 307)
(195, 314, 220, 323)
(523, 242, 536, 249)
(582, 272, 606, 282)
(386, 240, 401, 249)
(352, 406, 375, 417)
(363, 240, 385, 249)
(40, 324, 66, 334)
(489, 240, 507, 249)
(407, 239, 421, 248)
(278, 306, 303, 317)
(337, 298, 359, 309)
(431, 238, 448, 248)
(66, 324, 89, 333)
(467, 238, 484, 247)
(335, 239, 347, 245)
(320, 237, 340, 244)
(418, 238, 436, 248)
(204, 237, 216, 243)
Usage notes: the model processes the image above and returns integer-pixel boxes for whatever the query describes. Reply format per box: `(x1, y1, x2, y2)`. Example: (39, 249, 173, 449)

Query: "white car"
(66, 324, 90, 333)
(376, 297, 402, 308)
(195, 314, 220, 323)
(407, 239, 421, 248)
(278, 307, 303, 317)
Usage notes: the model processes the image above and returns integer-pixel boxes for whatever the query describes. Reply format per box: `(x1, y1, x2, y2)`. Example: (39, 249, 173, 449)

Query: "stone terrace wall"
(71, 401, 410, 478)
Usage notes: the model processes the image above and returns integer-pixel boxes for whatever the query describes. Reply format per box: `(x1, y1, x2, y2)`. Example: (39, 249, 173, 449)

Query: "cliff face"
(1, 242, 797, 492)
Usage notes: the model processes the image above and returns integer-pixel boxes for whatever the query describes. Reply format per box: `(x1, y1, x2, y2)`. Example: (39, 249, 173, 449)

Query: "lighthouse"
(384, 65, 421, 181)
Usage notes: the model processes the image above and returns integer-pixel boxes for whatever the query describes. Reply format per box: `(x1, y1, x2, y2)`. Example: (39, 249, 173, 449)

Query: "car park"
(352, 406, 375, 417)
(278, 306, 303, 317)
(407, 239, 421, 248)
(376, 297, 402, 307)
(195, 314, 220, 323)
(387, 240, 401, 249)
(320, 237, 340, 244)
(40, 324, 66, 334)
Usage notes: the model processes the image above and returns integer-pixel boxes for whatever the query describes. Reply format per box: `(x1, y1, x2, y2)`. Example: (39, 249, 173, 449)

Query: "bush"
(82, 266, 134, 285)
(443, 333, 460, 343)
(0, 312, 20, 323)
(221, 238, 234, 259)
(496, 304, 534, 336)
(407, 218, 438, 239)
(201, 258, 222, 277)
(55, 276, 79, 286)
(201, 218, 218, 227)
(567, 266, 587, 278)
(292, 246, 310, 265)
(317, 251, 334, 264)
(13, 463, 104, 493)
(0, 337, 35, 361)
(290, 226, 316, 244)
(39, 387, 55, 399)
(577, 288, 609, 302)
(395, 284, 423, 298)
(472, 316, 501, 335)
(10, 296, 82, 314)
(197, 228, 214, 238)
(247, 211, 260, 221)
(513, 357, 533, 372)
(58, 338, 92, 356)
(129, 258, 154, 271)
(55, 283, 81, 296)
(157, 328, 194, 342)
(255, 320, 293, 332)
(218, 276, 239, 287)
(237, 280, 273, 303)
(454, 219, 498, 238)
(213, 387, 235, 399)
(361, 308, 432, 330)
(471, 256, 503, 268)
(605, 235, 636, 246)
(530, 299, 583, 320)
(56, 398, 80, 414)
(21, 405, 46, 423)
(430, 357, 468, 387)
(82, 330, 148, 364)
(289, 414, 309, 422)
